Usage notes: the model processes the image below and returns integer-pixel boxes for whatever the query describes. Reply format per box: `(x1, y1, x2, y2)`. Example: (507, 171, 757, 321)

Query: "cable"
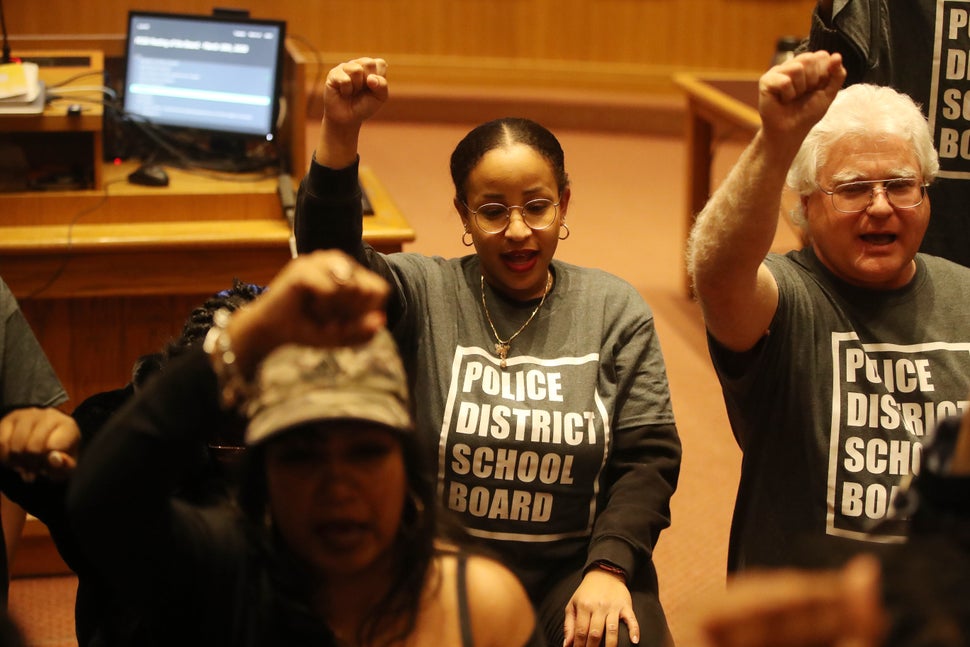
(122, 113, 282, 175)
(25, 177, 128, 299)
(46, 85, 118, 101)
(46, 70, 107, 89)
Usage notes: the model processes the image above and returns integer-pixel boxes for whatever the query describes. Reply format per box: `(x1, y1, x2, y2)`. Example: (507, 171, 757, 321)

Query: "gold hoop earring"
(462, 230, 474, 247)
(559, 223, 570, 240)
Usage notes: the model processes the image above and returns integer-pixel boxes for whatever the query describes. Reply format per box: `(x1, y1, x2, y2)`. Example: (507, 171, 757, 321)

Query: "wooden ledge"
(369, 82, 687, 136)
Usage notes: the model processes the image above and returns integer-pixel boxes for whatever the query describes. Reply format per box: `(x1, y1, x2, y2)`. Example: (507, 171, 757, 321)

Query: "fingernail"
(48, 452, 64, 468)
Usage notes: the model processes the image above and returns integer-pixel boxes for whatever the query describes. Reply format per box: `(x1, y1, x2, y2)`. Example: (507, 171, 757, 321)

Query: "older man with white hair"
(687, 50, 970, 573)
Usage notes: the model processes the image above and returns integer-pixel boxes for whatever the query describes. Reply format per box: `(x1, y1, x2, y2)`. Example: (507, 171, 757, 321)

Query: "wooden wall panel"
(21, 295, 210, 407)
(8, 0, 817, 92)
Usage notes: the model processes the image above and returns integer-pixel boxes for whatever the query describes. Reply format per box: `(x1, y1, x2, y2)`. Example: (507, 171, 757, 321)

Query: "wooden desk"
(0, 163, 414, 297)
(674, 73, 761, 296)
(1, 160, 414, 399)
(0, 50, 105, 189)
(0, 48, 414, 405)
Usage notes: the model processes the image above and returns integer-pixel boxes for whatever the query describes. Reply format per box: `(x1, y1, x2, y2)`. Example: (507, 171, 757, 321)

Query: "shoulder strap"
(457, 551, 474, 647)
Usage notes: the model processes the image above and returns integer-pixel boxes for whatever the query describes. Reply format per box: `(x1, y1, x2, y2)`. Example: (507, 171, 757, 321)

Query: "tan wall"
(8, 0, 817, 93)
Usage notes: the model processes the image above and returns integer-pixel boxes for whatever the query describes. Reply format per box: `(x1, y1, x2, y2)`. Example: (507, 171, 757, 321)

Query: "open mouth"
(860, 233, 897, 246)
(502, 250, 539, 272)
(315, 521, 370, 548)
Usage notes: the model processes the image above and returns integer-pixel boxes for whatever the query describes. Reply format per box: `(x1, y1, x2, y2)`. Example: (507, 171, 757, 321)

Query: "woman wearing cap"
(295, 58, 681, 647)
(66, 250, 540, 647)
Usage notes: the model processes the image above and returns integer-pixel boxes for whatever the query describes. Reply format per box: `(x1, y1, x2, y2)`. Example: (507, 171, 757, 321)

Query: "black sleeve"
(293, 156, 408, 328)
(580, 309, 682, 579)
(805, 1, 888, 87)
(294, 156, 368, 260)
(0, 466, 79, 566)
(71, 384, 134, 450)
(65, 349, 241, 607)
(586, 421, 681, 579)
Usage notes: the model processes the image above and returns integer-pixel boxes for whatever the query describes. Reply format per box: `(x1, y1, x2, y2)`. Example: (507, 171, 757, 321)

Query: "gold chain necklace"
(480, 272, 552, 369)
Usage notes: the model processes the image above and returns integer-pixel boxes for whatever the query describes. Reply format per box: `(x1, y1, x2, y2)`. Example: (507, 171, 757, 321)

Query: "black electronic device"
(127, 163, 170, 187)
(122, 10, 286, 142)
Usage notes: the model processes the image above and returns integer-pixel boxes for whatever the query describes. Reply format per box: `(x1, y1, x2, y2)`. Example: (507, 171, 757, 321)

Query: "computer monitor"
(123, 10, 286, 142)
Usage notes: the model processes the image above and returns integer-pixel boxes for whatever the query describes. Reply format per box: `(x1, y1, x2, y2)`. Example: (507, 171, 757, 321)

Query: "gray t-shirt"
(0, 277, 67, 409)
(295, 159, 681, 601)
(711, 247, 970, 571)
(386, 253, 679, 590)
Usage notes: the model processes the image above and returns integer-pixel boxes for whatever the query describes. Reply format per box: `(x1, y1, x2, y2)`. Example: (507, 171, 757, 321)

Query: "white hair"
(786, 83, 939, 229)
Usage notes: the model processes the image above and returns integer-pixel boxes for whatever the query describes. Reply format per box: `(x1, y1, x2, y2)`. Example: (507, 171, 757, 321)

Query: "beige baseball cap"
(244, 329, 411, 445)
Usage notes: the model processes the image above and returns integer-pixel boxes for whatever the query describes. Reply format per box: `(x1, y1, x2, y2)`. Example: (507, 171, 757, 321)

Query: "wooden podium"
(0, 46, 415, 577)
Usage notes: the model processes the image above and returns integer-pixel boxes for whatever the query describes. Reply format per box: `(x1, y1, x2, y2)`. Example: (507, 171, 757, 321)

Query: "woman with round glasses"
(295, 57, 681, 647)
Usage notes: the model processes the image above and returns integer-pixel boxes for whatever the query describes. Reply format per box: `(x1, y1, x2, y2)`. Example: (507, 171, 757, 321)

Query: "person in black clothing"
(0, 280, 266, 647)
(72, 280, 266, 502)
(0, 280, 266, 645)
(63, 279, 265, 647)
(66, 250, 541, 647)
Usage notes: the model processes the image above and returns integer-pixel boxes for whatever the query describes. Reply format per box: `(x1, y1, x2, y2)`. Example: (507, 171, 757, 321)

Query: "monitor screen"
(123, 11, 286, 140)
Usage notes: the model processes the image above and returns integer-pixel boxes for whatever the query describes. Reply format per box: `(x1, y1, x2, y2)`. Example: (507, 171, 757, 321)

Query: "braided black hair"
(162, 278, 267, 363)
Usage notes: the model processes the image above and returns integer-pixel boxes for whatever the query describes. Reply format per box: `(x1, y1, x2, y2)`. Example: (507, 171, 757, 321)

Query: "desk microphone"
(277, 173, 297, 259)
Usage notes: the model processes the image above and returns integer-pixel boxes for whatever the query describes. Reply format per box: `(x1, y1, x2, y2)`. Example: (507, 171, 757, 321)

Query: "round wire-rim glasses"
(817, 178, 927, 214)
(463, 198, 561, 234)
